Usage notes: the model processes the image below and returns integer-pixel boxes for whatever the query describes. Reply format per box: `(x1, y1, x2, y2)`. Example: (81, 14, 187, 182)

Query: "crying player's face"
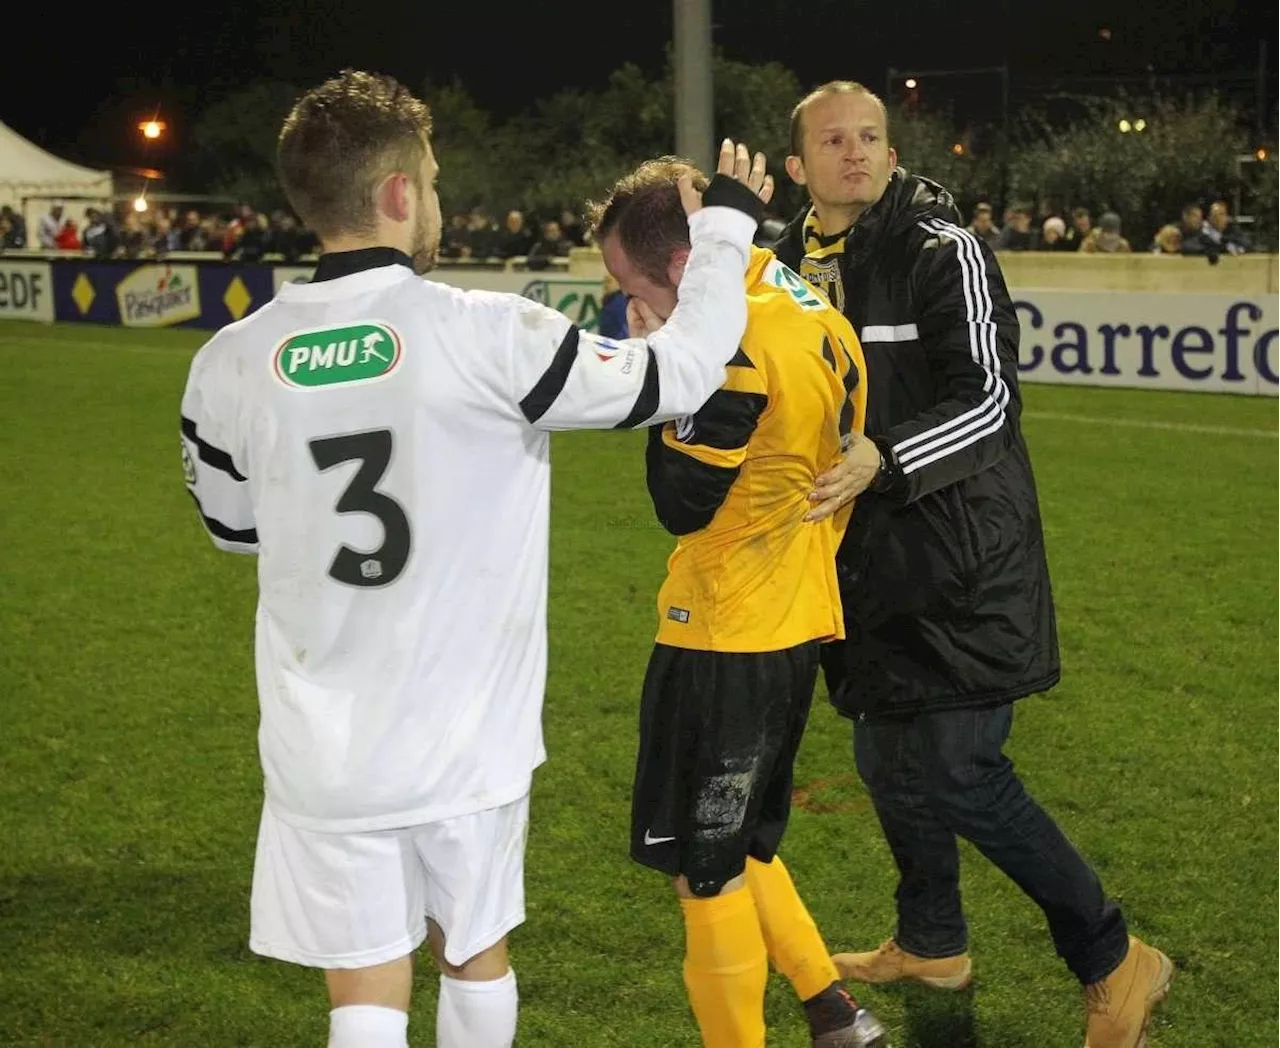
(410, 141, 442, 274)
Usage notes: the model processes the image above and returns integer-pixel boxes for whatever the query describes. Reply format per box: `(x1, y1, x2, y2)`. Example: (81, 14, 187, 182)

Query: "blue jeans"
(853, 704, 1129, 985)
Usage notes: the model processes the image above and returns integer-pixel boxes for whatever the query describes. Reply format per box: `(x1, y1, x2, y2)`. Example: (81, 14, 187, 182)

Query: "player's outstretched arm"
(501, 140, 770, 431)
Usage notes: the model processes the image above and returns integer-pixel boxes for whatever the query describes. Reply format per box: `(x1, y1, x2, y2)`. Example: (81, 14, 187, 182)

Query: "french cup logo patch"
(274, 322, 402, 388)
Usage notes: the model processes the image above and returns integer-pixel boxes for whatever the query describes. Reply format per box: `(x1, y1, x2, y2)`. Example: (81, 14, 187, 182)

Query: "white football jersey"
(181, 205, 755, 833)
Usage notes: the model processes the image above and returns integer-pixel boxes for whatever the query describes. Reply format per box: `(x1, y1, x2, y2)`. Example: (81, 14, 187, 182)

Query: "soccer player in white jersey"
(180, 69, 772, 1048)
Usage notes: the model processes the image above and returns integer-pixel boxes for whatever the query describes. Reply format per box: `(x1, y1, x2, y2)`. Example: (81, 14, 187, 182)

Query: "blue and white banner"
(1012, 290, 1278, 396)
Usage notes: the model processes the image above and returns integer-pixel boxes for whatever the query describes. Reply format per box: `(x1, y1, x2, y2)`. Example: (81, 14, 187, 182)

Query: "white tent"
(0, 120, 113, 244)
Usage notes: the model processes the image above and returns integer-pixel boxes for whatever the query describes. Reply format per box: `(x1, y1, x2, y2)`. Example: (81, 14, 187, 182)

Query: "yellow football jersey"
(649, 246, 867, 652)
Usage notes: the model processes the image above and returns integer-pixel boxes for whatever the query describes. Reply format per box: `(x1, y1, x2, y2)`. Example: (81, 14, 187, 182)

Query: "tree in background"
(190, 81, 301, 213)
(1009, 95, 1250, 248)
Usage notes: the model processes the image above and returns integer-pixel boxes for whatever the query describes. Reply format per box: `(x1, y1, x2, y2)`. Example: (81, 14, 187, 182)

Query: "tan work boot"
(1083, 936, 1174, 1048)
(832, 938, 972, 991)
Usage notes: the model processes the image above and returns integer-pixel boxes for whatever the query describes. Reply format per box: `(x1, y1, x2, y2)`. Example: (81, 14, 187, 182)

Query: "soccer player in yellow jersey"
(590, 146, 887, 1048)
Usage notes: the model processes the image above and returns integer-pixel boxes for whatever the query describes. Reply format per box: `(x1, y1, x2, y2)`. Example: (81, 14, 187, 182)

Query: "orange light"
(951, 142, 965, 155)
(139, 120, 166, 140)
(1257, 147, 1269, 161)
(904, 78, 918, 90)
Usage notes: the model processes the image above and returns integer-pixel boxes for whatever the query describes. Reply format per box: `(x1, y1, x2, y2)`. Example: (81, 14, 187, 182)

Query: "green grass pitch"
(0, 320, 1275, 1047)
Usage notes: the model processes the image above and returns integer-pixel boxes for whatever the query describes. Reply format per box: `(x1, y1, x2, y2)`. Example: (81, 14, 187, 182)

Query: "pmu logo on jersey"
(274, 322, 403, 388)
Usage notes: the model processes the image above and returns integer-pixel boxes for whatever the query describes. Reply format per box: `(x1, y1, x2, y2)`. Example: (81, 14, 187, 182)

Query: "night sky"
(2, 0, 1272, 170)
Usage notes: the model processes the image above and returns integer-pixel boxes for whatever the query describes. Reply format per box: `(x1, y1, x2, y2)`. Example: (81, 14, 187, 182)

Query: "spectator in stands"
(119, 212, 147, 259)
(221, 203, 256, 255)
(271, 213, 308, 262)
(177, 209, 204, 250)
(228, 212, 270, 262)
(1178, 204, 1216, 258)
(440, 213, 471, 259)
(996, 203, 1036, 250)
(1, 205, 27, 248)
(82, 208, 117, 259)
(523, 219, 572, 271)
(1151, 224, 1182, 254)
(0, 214, 12, 252)
(38, 202, 66, 248)
(597, 272, 629, 340)
(1204, 200, 1251, 254)
(965, 202, 1000, 246)
(496, 209, 535, 258)
(152, 215, 174, 258)
(52, 218, 79, 251)
(1061, 207, 1092, 251)
(1080, 211, 1131, 253)
(466, 208, 499, 259)
(1040, 216, 1067, 250)
(559, 207, 587, 248)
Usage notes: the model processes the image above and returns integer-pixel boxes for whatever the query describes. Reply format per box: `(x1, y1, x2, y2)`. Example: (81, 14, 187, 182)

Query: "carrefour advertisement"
(1012, 291, 1278, 396)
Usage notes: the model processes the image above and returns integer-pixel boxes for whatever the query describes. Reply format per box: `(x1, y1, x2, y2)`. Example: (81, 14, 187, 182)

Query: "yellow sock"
(679, 886, 768, 1048)
(745, 855, 840, 1001)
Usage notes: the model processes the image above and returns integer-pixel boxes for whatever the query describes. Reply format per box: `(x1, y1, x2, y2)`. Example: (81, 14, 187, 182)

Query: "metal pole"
(1257, 40, 1267, 142)
(999, 64, 1010, 210)
(673, 0, 714, 175)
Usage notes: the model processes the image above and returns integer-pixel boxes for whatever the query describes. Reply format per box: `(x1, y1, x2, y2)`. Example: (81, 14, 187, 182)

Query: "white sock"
(328, 1004, 409, 1048)
(436, 969, 518, 1048)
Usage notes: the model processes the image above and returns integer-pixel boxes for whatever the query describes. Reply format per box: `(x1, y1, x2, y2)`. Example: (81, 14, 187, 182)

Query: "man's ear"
(888, 146, 899, 171)
(666, 246, 692, 288)
(784, 154, 806, 186)
(375, 173, 413, 223)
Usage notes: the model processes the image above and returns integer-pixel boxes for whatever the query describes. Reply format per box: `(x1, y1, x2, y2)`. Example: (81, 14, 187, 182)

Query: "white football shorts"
(249, 793, 529, 969)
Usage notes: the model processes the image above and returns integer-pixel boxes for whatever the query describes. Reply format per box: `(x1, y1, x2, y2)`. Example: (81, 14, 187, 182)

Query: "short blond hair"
(277, 70, 432, 240)
(789, 81, 888, 158)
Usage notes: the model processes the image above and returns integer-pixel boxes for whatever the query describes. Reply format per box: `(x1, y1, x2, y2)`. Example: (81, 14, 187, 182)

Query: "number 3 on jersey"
(308, 429, 411, 587)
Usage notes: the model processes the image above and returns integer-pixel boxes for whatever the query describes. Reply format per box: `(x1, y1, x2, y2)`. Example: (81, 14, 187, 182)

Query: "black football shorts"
(629, 641, 820, 896)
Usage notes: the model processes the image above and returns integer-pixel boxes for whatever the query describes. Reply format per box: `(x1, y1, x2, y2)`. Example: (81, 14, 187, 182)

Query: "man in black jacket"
(774, 81, 1172, 1048)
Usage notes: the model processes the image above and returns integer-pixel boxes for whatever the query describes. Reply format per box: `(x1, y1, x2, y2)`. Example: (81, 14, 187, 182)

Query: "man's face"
(1011, 212, 1031, 233)
(410, 142, 442, 275)
(972, 210, 993, 234)
(505, 210, 524, 232)
(1043, 226, 1061, 245)
(543, 221, 562, 242)
(786, 91, 897, 219)
(600, 230, 679, 321)
(52, 206, 63, 220)
(1182, 207, 1203, 231)
(1209, 203, 1229, 231)
(1073, 212, 1091, 234)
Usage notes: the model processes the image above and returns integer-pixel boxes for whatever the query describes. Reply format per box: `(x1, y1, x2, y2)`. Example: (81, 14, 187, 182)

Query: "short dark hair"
(586, 158, 709, 288)
(789, 80, 888, 158)
(1181, 202, 1203, 219)
(277, 70, 432, 241)
(1071, 207, 1091, 220)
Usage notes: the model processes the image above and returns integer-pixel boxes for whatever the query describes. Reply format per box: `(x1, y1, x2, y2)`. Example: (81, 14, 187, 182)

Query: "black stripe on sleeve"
(519, 325, 581, 424)
(613, 346, 660, 429)
(681, 388, 767, 450)
(181, 416, 247, 482)
(728, 346, 755, 368)
(821, 335, 837, 373)
(188, 491, 258, 545)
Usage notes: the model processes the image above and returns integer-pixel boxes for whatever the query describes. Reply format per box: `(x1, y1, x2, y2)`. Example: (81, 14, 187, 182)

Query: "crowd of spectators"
(962, 198, 1257, 261)
(1, 202, 319, 262)
(439, 207, 589, 267)
(3, 195, 1260, 268)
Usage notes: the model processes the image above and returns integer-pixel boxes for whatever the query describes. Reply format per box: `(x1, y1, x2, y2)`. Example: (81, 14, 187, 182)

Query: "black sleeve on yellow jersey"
(645, 347, 768, 535)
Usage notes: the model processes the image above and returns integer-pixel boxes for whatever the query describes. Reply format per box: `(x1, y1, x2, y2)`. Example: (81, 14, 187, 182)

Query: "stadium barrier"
(1, 252, 1275, 395)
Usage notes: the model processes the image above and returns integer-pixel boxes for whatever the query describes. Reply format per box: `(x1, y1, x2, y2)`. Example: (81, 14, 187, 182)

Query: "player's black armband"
(702, 175, 765, 225)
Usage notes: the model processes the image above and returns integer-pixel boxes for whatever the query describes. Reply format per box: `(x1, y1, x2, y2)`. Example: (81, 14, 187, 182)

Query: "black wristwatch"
(869, 442, 895, 494)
